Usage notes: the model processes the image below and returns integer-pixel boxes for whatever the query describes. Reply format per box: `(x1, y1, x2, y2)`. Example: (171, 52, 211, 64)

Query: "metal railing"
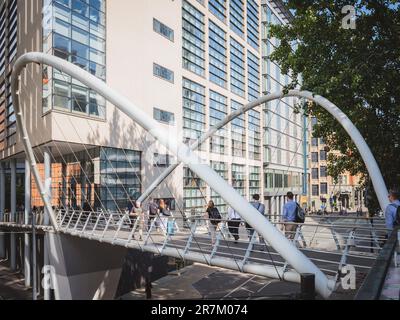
(52, 209, 385, 283)
(354, 226, 399, 300)
(0, 208, 389, 296)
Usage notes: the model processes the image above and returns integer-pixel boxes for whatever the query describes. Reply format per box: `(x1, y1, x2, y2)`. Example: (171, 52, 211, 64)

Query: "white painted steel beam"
(140, 92, 389, 213)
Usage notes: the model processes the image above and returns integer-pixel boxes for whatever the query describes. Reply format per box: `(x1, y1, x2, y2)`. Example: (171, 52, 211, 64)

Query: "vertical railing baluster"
(101, 212, 114, 240)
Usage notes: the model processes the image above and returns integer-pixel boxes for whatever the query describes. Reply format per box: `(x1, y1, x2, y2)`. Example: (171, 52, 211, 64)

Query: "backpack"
(391, 203, 400, 226)
(208, 207, 222, 222)
(294, 203, 305, 224)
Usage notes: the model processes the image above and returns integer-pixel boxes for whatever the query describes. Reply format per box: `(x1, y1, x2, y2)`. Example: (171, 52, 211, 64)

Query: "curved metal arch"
(12, 52, 334, 299)
(140, 91, 389, 212)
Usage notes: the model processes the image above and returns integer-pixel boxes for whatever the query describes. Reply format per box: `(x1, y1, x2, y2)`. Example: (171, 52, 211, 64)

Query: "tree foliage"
(269, 0, 400, 211)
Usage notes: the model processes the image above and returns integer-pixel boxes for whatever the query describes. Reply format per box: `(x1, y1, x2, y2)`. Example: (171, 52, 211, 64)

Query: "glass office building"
(0, 0, 307, 217)
(42, 0, 106, 118)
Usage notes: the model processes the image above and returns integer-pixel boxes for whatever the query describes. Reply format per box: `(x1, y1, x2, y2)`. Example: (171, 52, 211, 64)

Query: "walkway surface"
(380, 253, 400, 300)
(120, 263, 300, 300)
(120, 262, 362, 300)
(0, 261, 32, 300)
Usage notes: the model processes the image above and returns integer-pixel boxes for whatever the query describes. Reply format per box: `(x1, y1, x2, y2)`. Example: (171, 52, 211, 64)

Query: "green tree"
(269, 0, 400, 213)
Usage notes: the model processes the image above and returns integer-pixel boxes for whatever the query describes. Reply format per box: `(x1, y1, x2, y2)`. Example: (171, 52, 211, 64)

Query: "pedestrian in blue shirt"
(385, 190, 400, 232)
(282, 192, 298, 239)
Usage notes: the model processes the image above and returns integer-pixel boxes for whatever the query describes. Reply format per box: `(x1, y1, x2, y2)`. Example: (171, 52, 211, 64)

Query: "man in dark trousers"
(147, 197, 159, 231)
(246, 194, 266, 250)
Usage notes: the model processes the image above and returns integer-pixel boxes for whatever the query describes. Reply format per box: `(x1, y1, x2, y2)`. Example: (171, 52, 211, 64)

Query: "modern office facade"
(309, 117, 365, 212)
(0, 0, 305, 219)
(261, 0, 305, 217)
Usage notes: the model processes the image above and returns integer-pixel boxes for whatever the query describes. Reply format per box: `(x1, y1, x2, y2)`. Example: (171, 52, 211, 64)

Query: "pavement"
(0, 261, 32, 300)
(120, 263, 301, 300)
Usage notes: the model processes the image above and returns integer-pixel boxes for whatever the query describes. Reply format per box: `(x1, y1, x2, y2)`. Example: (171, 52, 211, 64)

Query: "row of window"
(311, 137, 326, 147)
(312, 183, 328, 196)
(311, 151, 327, 162)
(264, 146, 303, 168)
(264, 171, 302, 190)
(179, 1, 260, 99)
(0, 0, 18, 150)
(311, 167, 328, 179)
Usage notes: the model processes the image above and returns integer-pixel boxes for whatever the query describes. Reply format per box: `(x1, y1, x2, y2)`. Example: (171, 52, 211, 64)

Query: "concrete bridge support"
(45, 233, 127, 300)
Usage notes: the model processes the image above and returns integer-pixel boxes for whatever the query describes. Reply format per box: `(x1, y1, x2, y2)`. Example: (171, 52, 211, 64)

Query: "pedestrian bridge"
(0, 52, 392, 299)
(0, 210, 388, 299)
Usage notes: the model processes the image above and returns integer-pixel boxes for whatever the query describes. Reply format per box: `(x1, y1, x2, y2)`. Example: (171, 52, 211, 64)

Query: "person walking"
(248, 194, 266, 250)
(127, 200, 138, 228)
(158, 199, 171, 235)
(282, 192, 298, 240)
(147, 197, 159, 231)
(385, 190, 400, 232)
(227, 206, 241, 244)
(206, 201, 221, 245)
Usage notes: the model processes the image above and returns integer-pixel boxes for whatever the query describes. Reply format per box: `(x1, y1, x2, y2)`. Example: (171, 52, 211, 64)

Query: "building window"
(248, 110, 261, 160)
(274, 172, 283, 188)
(320, 166, 327, 178)
(320, 150, 327, 161)
(249, 166, 261, 197)
(153, 18, 174, 42)
(43, 0, 106, 119)
(232, 164, 246, 197)
(183, 166, 206, 211)
(182, 78, 206, 149)
(211, 161, 228, 215)
(312, 184, 319, 196)
(208, 0, 226, 22)
(248, 50, 260, 101)
(311, 152, 318, 163)
(311, 137, 318, 147)
(153, 63, 174, 83)
(98, 147, 141, 211)
(153, 153, 172, 167)
(209, 20, 227, 88)
(182, 0, 205, 77)
(247, 0, 259, 50)
(209, 90, 227, 155)
(265, 172, 273, 189)
(264, 146, 271, 163)
(230, 37, 245, 97)
(312, 168, 319, 180)
(153, 107, 175, 125)
(230, 0, 244, 37)
(231, 100, 246, 157)
(320, 183, 328, 195)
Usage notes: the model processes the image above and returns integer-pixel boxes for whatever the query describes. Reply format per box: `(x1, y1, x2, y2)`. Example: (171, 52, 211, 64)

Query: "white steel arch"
(140, 92, 389, 213)
(12, 52, 337, 298)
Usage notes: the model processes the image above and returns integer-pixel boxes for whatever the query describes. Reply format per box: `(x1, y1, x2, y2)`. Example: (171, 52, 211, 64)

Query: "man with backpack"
(385, 190, 400, 231)
(282, 192, 305, 240)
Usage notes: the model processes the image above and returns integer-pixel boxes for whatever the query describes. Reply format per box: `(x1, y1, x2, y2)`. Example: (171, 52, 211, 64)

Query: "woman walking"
(158, 199, 171, 235)
(206, 201, 221, 245)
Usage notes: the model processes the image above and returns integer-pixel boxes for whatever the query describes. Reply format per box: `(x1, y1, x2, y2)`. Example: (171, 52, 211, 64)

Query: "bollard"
(300, 273, 315, 300)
